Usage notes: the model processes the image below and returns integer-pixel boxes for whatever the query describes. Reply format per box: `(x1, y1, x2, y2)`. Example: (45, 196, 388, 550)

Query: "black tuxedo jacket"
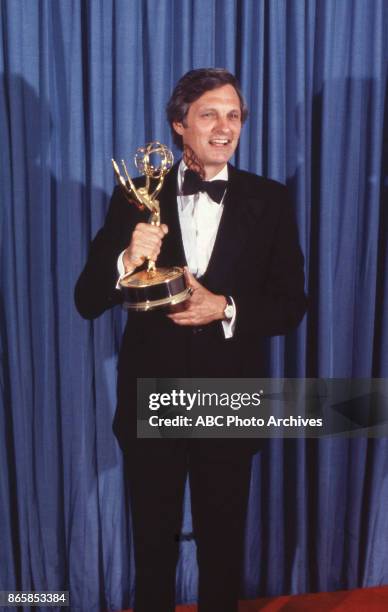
(75, 163, 307, 450)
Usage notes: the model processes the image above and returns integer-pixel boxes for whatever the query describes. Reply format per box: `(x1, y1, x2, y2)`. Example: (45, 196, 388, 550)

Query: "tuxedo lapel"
(201, 164, 266, 292)
(157, 163, 187, 268)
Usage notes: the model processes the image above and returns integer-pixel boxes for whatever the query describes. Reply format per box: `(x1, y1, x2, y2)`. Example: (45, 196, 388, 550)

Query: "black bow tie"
(182, 169, 227, 203)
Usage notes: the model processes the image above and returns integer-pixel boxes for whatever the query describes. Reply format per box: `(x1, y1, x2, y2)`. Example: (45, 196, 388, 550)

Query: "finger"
(126, 241, 161, 265)
(136, 223, 167, 239)
(141, 247, 161, 262)
(133, 236, 162, 251)
(168, 301, 190, 314)
(167, 306, 198, 323)
(167, 313, 197, 326)
(125, 252, 145, 268)
(133, 226, 165, 245)
(184, 267, 201, 288)
(167, 311, 192, 321)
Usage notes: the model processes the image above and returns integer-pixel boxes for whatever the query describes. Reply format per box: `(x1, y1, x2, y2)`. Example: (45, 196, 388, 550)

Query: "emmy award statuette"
(112, 142, 191, 311)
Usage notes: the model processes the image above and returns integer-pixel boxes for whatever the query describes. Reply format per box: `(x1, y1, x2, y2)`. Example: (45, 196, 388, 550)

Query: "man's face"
(173, 84, 242, 179)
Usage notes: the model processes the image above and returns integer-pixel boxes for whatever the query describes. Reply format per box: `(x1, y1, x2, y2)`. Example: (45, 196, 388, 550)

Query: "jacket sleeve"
(74, 187, 138, 319)
(233, 184, 307, 337)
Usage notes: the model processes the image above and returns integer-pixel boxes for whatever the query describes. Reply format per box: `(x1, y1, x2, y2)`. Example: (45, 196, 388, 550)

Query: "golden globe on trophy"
(112, 142, 191, 311)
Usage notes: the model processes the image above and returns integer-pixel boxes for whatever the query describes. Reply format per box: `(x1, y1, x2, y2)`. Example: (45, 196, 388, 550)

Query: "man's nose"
(215, 115, 230, 131)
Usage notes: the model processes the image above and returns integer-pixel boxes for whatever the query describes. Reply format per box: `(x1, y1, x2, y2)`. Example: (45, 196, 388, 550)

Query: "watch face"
(224, 304, 234, 320)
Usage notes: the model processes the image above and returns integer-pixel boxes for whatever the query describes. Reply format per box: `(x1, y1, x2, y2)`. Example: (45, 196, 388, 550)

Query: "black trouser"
(125, 439, 253, 612)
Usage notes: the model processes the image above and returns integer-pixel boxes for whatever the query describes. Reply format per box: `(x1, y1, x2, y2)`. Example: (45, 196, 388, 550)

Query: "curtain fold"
(1, 1, 387, 610)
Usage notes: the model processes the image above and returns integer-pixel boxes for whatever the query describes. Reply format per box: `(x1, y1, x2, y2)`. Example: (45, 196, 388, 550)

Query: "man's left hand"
(167, 268, 226, 326)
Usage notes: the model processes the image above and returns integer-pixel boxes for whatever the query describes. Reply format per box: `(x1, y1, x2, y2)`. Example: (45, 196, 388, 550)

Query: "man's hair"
(166, 68, 248, 150)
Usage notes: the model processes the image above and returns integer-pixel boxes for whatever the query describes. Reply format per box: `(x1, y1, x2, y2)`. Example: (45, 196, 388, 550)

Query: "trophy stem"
(146, 207, 160, 274)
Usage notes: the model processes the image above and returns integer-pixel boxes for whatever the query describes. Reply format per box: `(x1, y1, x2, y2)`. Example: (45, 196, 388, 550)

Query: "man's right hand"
(123, 223, 168, 274)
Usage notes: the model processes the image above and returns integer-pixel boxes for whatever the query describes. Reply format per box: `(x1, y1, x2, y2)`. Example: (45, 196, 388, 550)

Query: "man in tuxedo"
(75, 68, 306, 612)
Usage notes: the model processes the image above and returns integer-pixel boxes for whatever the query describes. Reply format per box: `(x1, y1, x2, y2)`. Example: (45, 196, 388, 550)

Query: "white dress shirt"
(117, 160, 236, 337)
(177, 160, 226, 278)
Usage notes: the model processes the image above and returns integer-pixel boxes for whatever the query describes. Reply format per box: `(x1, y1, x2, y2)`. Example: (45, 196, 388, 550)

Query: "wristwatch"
(223, 296, 234, 320)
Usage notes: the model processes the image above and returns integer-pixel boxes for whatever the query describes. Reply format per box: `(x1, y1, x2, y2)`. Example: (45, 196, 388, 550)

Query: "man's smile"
(208, 136, 232, 146)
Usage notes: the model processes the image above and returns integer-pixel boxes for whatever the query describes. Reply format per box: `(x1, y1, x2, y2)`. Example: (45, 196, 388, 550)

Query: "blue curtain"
(1, 1, 387, 610)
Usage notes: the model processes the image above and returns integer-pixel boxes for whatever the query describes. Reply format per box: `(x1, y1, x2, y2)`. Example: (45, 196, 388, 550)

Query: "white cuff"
(221, 296, 236, 339)
(116, 250, 127, 289)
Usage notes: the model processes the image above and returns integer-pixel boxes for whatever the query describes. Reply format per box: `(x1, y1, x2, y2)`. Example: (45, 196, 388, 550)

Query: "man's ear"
(173, 121, 185, 136)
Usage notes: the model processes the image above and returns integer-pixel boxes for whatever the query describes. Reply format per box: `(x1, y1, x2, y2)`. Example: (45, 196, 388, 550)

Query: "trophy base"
(120, 266, 191, 311)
